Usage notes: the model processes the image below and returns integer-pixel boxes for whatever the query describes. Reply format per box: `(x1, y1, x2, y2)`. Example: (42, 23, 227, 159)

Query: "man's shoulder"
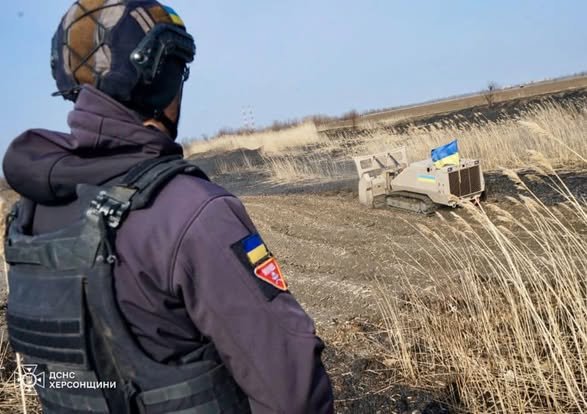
(155, 173, 237, 217)
(118, 173, 240, 260)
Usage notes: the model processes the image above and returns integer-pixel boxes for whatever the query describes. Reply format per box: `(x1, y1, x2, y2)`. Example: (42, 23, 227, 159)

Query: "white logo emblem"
(18, 364, 46, 394)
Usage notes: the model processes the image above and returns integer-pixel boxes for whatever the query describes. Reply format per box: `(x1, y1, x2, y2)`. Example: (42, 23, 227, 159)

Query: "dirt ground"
(0, 168, 585, 413)
(228, 169, 585, 413)
(242, 192, 448, 413)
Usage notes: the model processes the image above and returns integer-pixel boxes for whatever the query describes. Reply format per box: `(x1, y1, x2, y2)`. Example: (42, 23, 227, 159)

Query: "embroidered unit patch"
(231, 233, 288, 301)
(254, 257, 288, 291)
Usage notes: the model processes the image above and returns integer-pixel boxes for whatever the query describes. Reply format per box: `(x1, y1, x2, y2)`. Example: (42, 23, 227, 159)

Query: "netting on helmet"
(52, 1, 126, 100)
(63, 2, 119, 83)
(51, 0, 192, 114)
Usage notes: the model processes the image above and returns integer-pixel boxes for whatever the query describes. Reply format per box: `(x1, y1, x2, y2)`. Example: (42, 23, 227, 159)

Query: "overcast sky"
(0, 1, 585, 157)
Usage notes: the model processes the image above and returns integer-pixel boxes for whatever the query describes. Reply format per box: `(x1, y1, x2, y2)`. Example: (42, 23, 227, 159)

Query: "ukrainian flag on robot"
(431, 139, 460, 168)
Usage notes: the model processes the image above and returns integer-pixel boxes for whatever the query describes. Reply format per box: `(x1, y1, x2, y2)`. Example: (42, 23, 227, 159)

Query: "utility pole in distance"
(241, 106, 255, 131)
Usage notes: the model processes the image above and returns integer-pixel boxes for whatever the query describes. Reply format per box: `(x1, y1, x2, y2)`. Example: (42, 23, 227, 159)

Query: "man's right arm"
(171, 195, 334, 413)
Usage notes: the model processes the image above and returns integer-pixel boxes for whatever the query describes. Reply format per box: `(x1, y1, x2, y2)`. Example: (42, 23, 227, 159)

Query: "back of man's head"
(51, 0, 195, 127)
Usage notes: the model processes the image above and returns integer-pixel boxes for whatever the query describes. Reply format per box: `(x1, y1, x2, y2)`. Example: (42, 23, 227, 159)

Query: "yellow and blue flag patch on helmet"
(431, 139, 460, 168)
(163, 5, 185, 26)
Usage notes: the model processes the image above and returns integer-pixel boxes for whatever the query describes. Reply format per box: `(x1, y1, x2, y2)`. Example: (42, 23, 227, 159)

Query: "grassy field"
(186, 98, 587, 185)
(186, 97, 587, 413)
(376, 172, 586, 413)
(0, 97, 585, 413)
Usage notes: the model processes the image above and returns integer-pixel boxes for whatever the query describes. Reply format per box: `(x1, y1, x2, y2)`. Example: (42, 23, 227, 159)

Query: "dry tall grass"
(0, 336, 25, 414)
(184, 100, 586, 185)
(264, 155, 349, 184)
(185, 121, 325, 155)
(376, 161, 586, 413)
(350, 100, 587, 170)
(0, 342, 40, 414)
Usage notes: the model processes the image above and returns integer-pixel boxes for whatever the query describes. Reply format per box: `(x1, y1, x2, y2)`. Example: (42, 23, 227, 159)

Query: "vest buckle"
(87, 191, 131, 229)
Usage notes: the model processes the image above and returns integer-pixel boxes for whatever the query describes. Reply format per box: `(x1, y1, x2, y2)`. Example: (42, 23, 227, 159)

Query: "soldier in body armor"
(2, 1, 334, 413)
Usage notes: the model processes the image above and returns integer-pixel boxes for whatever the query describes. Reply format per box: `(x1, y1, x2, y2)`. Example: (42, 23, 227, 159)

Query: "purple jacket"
(3, 86, 334, 414)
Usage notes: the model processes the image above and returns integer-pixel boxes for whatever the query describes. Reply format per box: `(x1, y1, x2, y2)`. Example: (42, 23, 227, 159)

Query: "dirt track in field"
(243, 191, 453, 412)
(234, 168, 586, 413)
(239, 169, 587, 330)
(244, 192, 435, 325)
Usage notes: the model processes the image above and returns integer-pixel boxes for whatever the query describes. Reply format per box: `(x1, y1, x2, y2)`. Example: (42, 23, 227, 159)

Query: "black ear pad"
(130, 57, 185, 115)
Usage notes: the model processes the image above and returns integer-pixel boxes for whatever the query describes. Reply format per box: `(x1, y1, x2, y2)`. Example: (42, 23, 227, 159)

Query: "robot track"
(384, 191, 438, 215)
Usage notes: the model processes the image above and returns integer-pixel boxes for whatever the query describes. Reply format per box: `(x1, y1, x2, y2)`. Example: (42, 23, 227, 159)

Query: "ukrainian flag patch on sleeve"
(242, 234, 269, 265)
(232, 233, 288, 300)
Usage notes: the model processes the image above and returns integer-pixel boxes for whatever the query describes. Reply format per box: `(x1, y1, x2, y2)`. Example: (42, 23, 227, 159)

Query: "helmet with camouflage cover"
(51, 0, 195, 136)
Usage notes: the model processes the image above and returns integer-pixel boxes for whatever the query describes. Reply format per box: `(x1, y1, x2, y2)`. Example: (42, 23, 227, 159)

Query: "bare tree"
(343, 109, 360, 128)
(484, 81, 499, 108)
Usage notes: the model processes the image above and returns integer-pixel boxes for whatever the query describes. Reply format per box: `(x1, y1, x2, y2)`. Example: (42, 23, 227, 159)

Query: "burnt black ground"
(322, 89, 587, 139)
(203, 161, 586, 207)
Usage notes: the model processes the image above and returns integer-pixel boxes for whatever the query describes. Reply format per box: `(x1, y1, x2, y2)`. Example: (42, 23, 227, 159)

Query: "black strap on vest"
(122, 155, 209, 211)
(82, 156, 209, 229)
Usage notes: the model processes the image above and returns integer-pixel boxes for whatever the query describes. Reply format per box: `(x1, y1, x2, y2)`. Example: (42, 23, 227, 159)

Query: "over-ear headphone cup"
(131, 58, 185, 114)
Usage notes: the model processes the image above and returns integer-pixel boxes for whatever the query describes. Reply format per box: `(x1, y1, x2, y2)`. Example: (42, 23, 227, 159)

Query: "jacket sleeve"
(171, 195, 334, 414)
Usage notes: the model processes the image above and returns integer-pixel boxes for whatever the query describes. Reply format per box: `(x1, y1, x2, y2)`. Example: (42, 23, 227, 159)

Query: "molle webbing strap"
(8, 325, 82, 350)
(37, 386, 110, 413)
(6, 313, 80, 334)
(4, 243, 58, 266)
(137, 364, 244, 414)
(7, 312, 86, 366)
(138, 364, 229, 405)
(9, 336, 86, 365)
(4, 235, 94, 269)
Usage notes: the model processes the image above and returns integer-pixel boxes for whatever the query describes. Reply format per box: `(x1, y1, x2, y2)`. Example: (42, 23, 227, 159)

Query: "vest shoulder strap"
(81, 156, 209, 229)
(121, 155, 209, 210)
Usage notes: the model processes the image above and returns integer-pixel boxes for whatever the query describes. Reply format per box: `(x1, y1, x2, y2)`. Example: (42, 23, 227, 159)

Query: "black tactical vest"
(4, 156, 251, 414)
